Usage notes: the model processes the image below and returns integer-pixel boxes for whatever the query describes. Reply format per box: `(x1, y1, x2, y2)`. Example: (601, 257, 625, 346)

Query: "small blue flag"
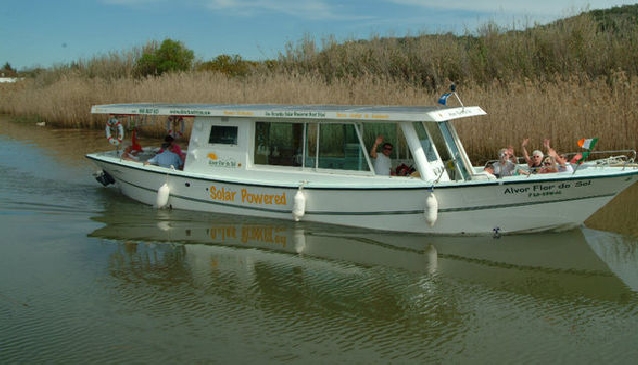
(438, 93, 452, 106)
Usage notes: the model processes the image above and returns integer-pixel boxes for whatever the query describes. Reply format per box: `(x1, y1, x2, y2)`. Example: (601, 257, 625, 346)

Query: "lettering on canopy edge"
(265, 110, 326, 118)
(169, 109, 212, 116)
(223, 111, 255, 116)
(137, 108, 159, 114)
(333, 112, 389, 119)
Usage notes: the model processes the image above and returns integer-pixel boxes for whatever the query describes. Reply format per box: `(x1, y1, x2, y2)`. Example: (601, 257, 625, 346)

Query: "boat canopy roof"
(91, 103, 486, 123)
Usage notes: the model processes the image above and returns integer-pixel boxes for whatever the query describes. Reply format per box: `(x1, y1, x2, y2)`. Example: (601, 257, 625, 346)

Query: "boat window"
(253, 121, 371, 172)
(254, 122, 304, 166)
(438, 122, 471, 180)
(315, 124, 369, 171)
(361, 123, 408, 160)
(209, 125, 238, 145)
(417, 122, 449, 161)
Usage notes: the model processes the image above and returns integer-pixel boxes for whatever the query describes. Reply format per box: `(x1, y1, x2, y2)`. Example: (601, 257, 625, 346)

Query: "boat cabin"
(176, 106, 486, 182)
(95, 103, 487, 182)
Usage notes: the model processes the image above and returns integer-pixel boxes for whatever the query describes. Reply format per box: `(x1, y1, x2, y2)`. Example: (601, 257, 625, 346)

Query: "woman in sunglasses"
(521, 138, 545, 173)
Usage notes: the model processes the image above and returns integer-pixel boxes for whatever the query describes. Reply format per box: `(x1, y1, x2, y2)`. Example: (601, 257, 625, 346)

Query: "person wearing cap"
(159, 135, 185, 164)
(521, 138, 544, 173)
(144, 142, 183, 169)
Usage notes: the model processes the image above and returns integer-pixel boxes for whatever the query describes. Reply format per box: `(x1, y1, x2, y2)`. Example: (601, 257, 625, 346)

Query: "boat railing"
(575, 149, 637, 169)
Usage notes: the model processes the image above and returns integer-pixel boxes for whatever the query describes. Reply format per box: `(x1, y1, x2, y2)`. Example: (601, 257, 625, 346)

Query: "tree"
(196, 54, 255, 76)
(134, 39, 195, 77)
(2, 62, 18, 77)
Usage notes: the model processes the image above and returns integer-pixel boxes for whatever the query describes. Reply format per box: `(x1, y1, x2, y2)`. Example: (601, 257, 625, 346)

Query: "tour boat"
(86, 90, 638, 235)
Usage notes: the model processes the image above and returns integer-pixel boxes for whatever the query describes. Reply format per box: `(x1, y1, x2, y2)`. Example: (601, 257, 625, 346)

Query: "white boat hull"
(89, 156, 638, 235)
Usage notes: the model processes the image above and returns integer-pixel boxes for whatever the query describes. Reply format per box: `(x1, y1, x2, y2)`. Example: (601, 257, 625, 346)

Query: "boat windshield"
(252, 120, 470, 179)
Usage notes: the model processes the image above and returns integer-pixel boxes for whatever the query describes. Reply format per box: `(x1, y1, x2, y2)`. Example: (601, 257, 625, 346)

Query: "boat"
(86, 87, 638, 235)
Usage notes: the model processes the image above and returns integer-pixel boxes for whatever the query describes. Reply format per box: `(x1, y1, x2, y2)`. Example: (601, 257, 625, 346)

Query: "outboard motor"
(94, 170, 115, 186)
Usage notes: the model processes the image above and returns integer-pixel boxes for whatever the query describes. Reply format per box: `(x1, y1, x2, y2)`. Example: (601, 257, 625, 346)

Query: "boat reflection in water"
(582, 227, 638, 293)
(88, 197, 638, 304)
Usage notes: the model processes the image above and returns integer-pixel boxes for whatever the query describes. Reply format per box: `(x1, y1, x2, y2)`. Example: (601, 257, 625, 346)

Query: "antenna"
(450, 83, 464, 108)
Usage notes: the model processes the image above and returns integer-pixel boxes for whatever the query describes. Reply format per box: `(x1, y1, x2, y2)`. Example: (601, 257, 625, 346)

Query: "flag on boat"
(438, 93, 452, 106)
(574, 138, 598, 164)
(577, 138, 598, 150)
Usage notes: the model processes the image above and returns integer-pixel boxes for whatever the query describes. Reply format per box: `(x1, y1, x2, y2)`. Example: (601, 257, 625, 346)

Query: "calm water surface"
(2, 116, 638, 364)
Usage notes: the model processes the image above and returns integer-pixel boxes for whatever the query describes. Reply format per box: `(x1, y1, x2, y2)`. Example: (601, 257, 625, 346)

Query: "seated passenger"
(121, 142, 143, 161)
(493, 147, 516, 177)
(538, 156, 559, 174)
(521, 138, 544, 173)
(483, 162, 497, 178)
(395, 163, 416, 176)
(544, 139, 574, 173)
(159, 135, 186, 163)
(144, 142, 183, 169)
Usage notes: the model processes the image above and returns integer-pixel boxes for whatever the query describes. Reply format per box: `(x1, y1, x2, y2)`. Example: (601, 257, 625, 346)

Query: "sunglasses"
(384, 147, 393, 151)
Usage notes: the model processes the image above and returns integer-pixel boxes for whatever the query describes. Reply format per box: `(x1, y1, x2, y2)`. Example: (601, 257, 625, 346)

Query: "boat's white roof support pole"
(400, 121, 437, 181)
(354, 123, 375, 173)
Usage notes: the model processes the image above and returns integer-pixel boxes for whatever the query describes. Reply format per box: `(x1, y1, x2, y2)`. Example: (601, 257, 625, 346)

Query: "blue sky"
(1, 0, 636, 70)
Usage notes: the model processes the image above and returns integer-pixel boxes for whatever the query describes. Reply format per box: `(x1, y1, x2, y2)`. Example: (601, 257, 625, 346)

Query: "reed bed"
(1, 70, 637, 162)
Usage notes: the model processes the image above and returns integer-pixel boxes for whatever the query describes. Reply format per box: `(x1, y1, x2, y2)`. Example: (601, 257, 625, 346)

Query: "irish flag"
(577, 138, 598, 150)
(573, 138, 598, 165)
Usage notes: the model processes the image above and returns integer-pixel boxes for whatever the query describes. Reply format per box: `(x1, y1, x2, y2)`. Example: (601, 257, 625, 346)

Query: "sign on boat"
(86, 88, 638, 235)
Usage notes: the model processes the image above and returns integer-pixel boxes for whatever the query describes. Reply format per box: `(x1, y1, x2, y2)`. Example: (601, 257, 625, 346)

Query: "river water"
(2, 115, 638, 364)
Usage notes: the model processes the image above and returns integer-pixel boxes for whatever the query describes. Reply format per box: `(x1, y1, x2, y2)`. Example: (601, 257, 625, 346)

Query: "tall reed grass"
(2, 71, 635, 162)
(1, 9, 637, 161)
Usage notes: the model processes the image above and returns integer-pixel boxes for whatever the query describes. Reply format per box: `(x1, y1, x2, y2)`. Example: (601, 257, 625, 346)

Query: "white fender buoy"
(292, 187, 307, 221)
(424, 190, 438, 226)
(156, 183, 170, 208)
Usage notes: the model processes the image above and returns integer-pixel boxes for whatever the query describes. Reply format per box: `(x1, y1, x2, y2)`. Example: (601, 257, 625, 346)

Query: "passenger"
(144, 142, 183, 169)
(159, 135, 186, 163)
(370, 135, 393, 176)
(544, 139, 574, 173)
(121, 142, 143, 161)
(521, 138, 544, 173)
(493, 147, 516, 177)
(483, 162, 496, 178)
(538, 156, 559, 174)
